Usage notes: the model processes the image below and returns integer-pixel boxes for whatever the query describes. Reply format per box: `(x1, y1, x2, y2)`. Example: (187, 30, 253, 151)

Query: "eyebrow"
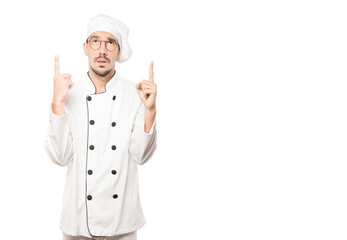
(89, 35, 118, 43)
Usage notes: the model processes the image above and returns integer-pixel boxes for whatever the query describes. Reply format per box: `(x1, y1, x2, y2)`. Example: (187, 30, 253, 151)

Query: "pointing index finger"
(149, 61, 154, 82)
(54, 55, 60, 75)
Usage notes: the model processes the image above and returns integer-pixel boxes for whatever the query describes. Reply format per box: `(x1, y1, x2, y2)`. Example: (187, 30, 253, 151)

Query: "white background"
(0, 0, 346, 239)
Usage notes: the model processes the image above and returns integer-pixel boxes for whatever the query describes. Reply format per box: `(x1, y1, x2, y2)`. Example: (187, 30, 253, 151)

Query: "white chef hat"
(86, 13, 132, 63)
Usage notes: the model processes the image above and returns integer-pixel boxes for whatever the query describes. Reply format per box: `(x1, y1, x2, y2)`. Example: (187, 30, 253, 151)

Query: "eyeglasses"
(87, 39, 119, 51)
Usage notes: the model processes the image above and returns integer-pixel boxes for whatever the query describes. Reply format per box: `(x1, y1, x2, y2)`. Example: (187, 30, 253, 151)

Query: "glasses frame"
(87, 38, 120, 52)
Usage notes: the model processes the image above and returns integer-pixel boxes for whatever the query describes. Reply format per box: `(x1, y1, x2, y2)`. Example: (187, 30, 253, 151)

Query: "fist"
(52, 55, 74, 104)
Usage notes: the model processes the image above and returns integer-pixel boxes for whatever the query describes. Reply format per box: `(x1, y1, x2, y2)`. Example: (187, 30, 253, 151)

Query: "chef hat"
(86, 13, 132, 63)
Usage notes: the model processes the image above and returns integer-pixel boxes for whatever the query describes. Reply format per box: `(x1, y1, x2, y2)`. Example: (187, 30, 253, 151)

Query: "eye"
(91, 39, 99, 44)
(107, 41, 115, 46)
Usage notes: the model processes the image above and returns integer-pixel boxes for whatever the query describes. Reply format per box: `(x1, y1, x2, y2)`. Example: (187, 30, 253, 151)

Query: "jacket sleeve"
(44, 104, 74, 166)
(129, 102, 157, 165)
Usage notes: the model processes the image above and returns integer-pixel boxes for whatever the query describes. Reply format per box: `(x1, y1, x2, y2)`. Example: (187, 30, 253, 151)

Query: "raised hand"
(52, 55, 74, 105)
(136, 61, 157, 110)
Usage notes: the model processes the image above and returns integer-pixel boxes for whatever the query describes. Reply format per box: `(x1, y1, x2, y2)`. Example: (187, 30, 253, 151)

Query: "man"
(44, 13, 157, 240)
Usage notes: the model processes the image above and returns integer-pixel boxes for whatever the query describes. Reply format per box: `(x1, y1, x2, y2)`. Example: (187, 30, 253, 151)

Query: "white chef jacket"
(44, 71, 157, 238)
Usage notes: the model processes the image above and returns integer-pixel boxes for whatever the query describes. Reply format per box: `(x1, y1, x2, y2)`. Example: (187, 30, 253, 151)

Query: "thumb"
(68, 79, 74, 89)
(136, 82, 142, 90)
(136, 82, 142, 95)
(136, 82, 146, 102)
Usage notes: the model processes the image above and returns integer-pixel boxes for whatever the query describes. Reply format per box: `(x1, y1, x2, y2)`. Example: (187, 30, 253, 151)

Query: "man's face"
(83, 31, 120, 77)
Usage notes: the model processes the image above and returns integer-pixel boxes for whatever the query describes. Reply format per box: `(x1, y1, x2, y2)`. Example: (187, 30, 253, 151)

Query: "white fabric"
(62, 230, 137, 240)
(44, 72, 157, 238)
(86, 13, 132, 63)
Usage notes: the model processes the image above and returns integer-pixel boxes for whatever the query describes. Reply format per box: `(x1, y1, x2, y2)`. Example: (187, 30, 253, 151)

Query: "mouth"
(97, 58, 108, 65)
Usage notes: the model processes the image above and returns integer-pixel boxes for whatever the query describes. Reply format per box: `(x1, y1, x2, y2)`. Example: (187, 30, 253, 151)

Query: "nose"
(98, 42, 107, 55)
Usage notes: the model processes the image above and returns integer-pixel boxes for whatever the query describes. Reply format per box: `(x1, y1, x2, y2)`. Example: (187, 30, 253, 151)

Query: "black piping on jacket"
(85, 69, 116, 237)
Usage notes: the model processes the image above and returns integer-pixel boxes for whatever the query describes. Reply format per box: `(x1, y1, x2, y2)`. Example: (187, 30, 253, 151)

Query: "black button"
(111, 170, 117, 175)
(111, 122, 116, 127)
(87, 96, 92, 101)
(87, 195, 92, 200)
(89, 145, 94, 150)
(113, 194, 118, 199)
(88, 169, 93, 175)
(111, 145, 116, 150)
(113, 95, 116, 100)
(90, 120, 95, 125)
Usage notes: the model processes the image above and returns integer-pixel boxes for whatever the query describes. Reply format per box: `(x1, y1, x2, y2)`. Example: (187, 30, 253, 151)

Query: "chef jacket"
(44, 71, 157, 238)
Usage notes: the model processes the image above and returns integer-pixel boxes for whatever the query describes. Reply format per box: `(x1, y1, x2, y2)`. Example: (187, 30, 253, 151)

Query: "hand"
(52, 55, 74, 105)
(136, 61, 157, 110)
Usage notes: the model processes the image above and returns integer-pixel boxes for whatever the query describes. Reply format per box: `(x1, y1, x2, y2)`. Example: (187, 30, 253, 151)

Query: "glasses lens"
(106, 41, 117, 51)
(89, 39, 100, 50)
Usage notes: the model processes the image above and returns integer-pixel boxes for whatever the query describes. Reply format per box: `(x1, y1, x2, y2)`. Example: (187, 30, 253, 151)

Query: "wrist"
(52, 97, 65, 105)
(145, 106, 157, 114)
(51, 101, 66, 116)
(145, 102, 156, 111)
(52, 101, 64, 108)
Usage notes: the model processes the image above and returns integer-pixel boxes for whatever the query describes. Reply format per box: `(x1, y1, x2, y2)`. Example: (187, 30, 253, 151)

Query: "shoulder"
(70, 79, 85, 91)
(119, 75, 136, 89)
(67, 79, 84, 97)
(117, 75, 142, 106)
(65, 76, 89, 104)
(117, 75, 138, 95)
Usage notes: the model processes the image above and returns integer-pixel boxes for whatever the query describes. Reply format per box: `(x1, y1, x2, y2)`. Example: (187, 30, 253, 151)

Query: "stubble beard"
(91, 66, 112, 77)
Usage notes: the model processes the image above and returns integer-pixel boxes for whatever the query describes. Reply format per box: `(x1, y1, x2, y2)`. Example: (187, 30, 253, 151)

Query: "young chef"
(44, 13, 157, 240)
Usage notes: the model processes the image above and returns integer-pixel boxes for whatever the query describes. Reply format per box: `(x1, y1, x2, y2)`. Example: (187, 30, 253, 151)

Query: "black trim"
(87, 70, 116, 94)
(85, 69, 118, 237)
(85, 94, 100, 238)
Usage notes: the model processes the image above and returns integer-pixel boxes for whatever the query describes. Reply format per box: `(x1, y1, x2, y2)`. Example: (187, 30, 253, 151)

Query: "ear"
(83, 42, 88, 56)
(116, 49, 120, 61)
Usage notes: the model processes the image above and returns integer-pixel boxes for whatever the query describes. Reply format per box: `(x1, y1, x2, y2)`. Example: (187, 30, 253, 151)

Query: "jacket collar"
(86, 70, 119, 94)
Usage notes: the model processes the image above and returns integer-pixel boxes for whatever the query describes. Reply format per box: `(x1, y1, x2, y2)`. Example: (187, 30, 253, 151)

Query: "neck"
(88, 68, 116, 93)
